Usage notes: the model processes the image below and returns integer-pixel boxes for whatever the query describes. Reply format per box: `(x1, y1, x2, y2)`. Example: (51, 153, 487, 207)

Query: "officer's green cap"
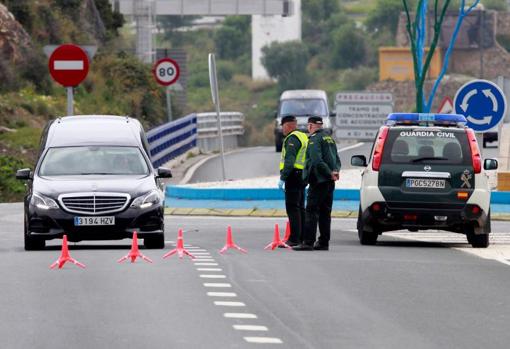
(281, 115, 297, 125)
(308, 116, 323, 124)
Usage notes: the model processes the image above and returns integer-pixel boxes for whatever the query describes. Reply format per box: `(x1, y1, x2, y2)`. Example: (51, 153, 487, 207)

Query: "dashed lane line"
(233, 325, 268, 331)
(200, 274, 226, 279)
(244, 337, 283, 344)
(203, 283, 232, 288)
(214, 301, 246, 307)
(224, 313, 257, 319)
(207, 292, 237, 297)
(197, 268, 222, 271)
(195, 262, 219, 266)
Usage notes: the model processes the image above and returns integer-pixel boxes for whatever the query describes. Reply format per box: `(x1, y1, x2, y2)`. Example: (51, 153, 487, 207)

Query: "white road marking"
(203, 283, 232, 288)
(224, 313, 257, 319)
(54, 60, 84, 70)
(338, 142, 364, 153)
(197, 268, 222, 271)
(194, 259, 215, 262)
(215, 301, 245, 306)
(244, 337, 283, 344)
(195, 262, 218, 266)
(233, 325, 268, 331)
(207, 292, 237, 297)
(200, 274, 226, 279)
(191, 252, 211, 255)
(385, 232, 510, 267)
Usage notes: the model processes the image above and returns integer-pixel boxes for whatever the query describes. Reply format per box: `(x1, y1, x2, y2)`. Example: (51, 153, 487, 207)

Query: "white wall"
(251, 0, 301, 80)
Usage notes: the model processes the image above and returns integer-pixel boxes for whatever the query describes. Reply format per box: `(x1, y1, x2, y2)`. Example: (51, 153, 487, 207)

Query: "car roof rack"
(385, 113, 467, 127)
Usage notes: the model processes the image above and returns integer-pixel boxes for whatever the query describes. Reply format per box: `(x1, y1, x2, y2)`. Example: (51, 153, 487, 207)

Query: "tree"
(331, 23, 367, 69)
(261, 41, 310, 91)
(214, 16, 250, 60)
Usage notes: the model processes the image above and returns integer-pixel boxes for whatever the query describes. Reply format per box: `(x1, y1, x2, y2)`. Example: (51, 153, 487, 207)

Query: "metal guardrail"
(146, 112, 244, 167)
(147, 113, 197, 168)
(196, 112, 244, 138)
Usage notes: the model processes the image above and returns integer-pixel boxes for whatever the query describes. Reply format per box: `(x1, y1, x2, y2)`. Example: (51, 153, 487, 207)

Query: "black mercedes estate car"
(16, 115, 172, 250)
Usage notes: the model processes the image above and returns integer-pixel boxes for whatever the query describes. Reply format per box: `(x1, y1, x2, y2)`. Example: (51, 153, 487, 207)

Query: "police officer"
(278, 115, 308, 246)
(293, 116, 340, 251)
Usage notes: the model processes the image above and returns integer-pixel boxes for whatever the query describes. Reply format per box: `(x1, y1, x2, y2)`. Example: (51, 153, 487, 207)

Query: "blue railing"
(147, 114, 197, 168)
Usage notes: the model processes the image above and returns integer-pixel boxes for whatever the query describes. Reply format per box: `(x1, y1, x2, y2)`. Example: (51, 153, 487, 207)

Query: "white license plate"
(74, 216, 115, 226)
(406, 178, 446, 188)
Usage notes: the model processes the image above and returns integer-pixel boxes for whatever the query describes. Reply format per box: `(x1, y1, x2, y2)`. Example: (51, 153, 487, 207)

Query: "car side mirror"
(157, 167, 173, 178)
(16, 168, 32, 180)
(484, 158, 498, 170)
(351, 155, 367, 167)
(274, 111, 278, 118)
(329, 112, 336, 117)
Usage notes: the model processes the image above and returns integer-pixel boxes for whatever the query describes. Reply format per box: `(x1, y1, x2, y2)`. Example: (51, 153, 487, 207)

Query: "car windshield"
(382, 129, 471, 165)
(39, 146, 150, 176)
(280, 99, 327, 117)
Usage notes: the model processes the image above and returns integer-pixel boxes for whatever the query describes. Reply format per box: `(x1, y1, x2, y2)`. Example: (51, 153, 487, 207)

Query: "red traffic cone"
(220, 225, 247, 254)
(264, 224, 291, 250)
(163, 229, 195, 260)
(282, 221, 291, 243)
(49, 235, 86, 269)
(118, 231, 153, 263)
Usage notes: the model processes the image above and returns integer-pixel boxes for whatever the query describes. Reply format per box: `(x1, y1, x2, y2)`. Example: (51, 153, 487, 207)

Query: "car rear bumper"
(360, 201, 488, 234)
(27, 204, 164, 242)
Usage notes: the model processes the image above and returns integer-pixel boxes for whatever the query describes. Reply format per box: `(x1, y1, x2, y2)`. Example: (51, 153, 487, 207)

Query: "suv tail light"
(372, 127, 389, 171)
(466, 129, 481, 174)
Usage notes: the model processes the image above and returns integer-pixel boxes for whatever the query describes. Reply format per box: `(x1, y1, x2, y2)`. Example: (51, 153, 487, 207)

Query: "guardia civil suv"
(351, 113, 498, 248)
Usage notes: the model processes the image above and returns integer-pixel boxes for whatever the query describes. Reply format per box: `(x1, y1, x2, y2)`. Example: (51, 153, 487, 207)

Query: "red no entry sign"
(48, 44, 89, 87)
(152, 58, 180, 86)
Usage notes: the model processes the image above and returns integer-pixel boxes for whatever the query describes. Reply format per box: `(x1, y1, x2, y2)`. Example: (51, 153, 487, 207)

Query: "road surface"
(1, 203, 510, 348)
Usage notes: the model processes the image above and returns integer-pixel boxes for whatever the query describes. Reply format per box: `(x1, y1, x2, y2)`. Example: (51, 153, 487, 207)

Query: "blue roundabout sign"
(453, 79, 507, 132)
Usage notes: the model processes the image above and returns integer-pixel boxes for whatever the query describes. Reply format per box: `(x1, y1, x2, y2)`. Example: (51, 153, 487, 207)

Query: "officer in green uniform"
(278, 115, 308, 246)
(294, 116, 340, 251)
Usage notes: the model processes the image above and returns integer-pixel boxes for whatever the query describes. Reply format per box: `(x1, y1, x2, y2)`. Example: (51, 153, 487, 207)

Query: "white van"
(274, 90, 332, 152)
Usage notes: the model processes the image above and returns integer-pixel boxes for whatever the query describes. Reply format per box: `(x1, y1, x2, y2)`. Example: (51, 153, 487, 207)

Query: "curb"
(165, 208, 359, 218)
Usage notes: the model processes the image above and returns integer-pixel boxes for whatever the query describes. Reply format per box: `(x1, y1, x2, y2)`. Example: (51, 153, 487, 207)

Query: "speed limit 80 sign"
(152, 58, 180, 86)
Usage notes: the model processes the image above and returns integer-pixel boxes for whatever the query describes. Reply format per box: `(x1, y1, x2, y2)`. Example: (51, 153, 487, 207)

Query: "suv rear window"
(382, 128, 471, 165)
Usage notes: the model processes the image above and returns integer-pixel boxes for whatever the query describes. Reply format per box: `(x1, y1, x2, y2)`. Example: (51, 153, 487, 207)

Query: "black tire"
(465, 224, 489, 248)
(357, 206, 378, 245)
(275, 141, 282, 152)
(144, 233, 165, 249)
(24, 218, 45, 251)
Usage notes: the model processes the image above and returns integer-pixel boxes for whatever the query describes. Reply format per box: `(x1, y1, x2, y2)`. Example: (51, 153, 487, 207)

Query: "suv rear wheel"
(357, 206, 379, 245)
(465, 225, 489, 248)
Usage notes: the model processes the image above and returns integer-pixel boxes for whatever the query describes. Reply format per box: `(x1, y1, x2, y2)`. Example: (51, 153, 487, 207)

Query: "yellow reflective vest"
(279, 130, 308, 170)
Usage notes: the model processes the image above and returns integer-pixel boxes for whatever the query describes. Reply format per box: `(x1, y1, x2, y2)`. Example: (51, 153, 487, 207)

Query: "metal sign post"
(66, 87, 74, 116)
(165, 87, 172, 122)
(208, 53, 226, 182)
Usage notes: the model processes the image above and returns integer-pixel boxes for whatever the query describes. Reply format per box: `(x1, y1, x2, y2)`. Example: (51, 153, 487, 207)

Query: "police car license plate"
(74, 216, 115, 226)
(406, 178, 445, 189)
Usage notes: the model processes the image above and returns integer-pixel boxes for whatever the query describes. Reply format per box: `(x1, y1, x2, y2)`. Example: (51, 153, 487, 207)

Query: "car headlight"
(323, 117, 331, 128)
(131, 190, 162, 209)
(31, 193, 59, 210)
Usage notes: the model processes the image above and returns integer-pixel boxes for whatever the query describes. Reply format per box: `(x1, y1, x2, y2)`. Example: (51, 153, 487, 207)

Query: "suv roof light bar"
(386, 113, 467, 127)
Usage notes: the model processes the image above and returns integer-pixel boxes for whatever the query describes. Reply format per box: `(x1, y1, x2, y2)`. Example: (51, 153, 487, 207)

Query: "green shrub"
(339, 67, 378, 91)
(0, 155, 28, 202)
(331, 23, 367, 69)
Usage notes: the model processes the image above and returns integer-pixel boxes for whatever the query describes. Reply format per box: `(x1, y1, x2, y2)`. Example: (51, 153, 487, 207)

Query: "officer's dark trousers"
(303, 180, 335, 246)
(284, 170, 306, 244)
